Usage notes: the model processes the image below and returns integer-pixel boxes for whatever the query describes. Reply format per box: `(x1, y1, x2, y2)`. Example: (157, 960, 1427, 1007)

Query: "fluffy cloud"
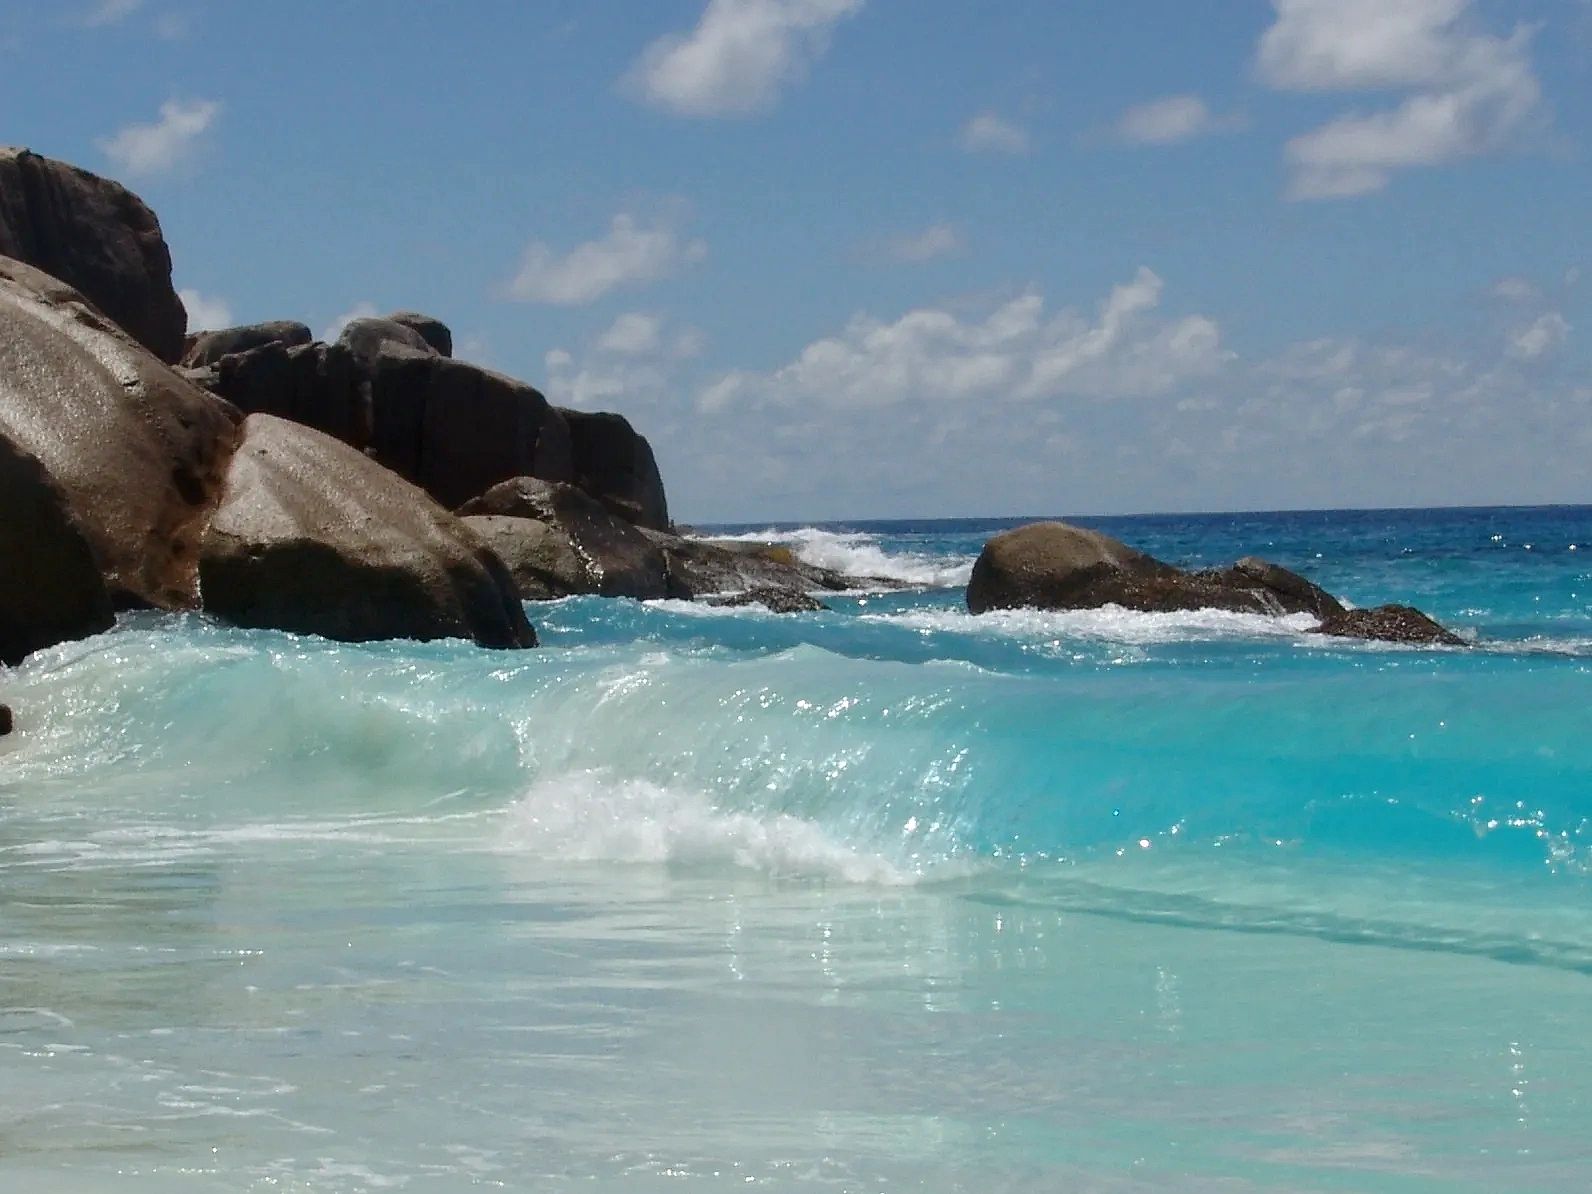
(1257, 0, 1541, 199)
(97, 98, 221, 177)
(544, 313, 705, 409)
(1115, 95, 1243, 145)
(505, 211, 706, 306)
(178, 288, 232, 332)
(628, 0, 862, 117)
(957, 112, 1030, 155)
(883, 222, 962, 263)
(698, 268, 1228, 412)
(1507, 312, 1570, 360)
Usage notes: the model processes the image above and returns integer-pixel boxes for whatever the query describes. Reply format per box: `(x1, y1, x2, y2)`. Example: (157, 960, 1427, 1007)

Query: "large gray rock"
(460, 515, 588, 600)
(336, 316, 434, 366)
(0, 431, 114, 664)
(182, 320, 312, 368)
(199, 415, 535, 648)
(0, 257, 240, 611)
(459, 477, 668, 599)
(198, 339, 368, 451)
(0, 147, 187, 362)
(559, 409, 669, 530)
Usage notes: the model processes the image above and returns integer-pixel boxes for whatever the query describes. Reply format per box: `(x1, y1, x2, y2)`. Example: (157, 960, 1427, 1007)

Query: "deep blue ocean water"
(2, 506, 1589, 1191)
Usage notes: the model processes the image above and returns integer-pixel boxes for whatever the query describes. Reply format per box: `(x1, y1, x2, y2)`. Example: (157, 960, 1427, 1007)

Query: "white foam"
(698, 527, 974, 589)
(863, 604, 1322, 646)
(497, 770, 912, 884)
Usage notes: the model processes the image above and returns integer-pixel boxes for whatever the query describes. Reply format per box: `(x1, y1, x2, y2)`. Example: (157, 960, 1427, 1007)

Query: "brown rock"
(386, 310, 452, 357)
(199, 415, 535, 648)
(182, 320, 313, 368)
(0, 257, 240, 610)
(0, 147, 187, 362)
(705, 587, 829, 613)
(459, 477, 668, 599)
(460, 515, 587, 600)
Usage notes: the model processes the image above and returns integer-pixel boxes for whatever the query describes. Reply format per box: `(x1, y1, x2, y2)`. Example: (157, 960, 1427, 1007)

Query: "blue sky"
(3, 0, 1590, 520)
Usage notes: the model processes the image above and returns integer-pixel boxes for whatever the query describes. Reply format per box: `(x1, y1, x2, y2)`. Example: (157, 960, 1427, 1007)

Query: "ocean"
(2, 506, 1589, 1192)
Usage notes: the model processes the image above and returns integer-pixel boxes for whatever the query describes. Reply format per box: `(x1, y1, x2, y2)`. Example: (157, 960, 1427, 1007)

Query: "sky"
(3, 0, 1590, 522)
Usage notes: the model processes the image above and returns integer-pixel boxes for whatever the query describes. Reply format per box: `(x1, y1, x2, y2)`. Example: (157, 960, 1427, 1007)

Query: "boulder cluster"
(0, 148, 886, 667)
(966, 521, 1466, 645)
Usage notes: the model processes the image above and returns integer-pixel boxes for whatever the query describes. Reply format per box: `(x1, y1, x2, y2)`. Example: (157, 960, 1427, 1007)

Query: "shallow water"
(2, 506, 1589, 1191)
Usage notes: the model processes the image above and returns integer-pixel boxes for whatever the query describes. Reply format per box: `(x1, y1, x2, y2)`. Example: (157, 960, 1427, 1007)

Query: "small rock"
(386, 311, 452, 357)
(0, 704, 13, 736)
(1313, 605, 1467, 647)
(705, 587, 829, 613)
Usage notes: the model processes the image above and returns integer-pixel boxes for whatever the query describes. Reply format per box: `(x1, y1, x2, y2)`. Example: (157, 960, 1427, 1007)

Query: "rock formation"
(459, 477, 669, 599)
(200, 416, 536, 648)
(560, 409, 670, 531)
(0, 146, 188, 362)
(967, 521, 1462, 646)
(182, 320, 313, 367)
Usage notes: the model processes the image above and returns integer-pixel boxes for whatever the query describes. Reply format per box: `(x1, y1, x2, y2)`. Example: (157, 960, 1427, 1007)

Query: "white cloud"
(96, 98, 221, 178)
(1507, 311, 1569, 360)
(78, 0, 142, 27)
(505, 211, 706, 306)
(319, 301, 378, 343)
(1257, 0, 1542, 199)
(884, 222, 962, 263)
(598, 313, 664, 355)
(1115, 95, 1244, 145)
(697, 267, 1229, 413)
(957, 112, 1030, 155)
(178, 288, 232, 332)
(1491, 276, 1539, 303)
(545, 314, 706, 409)
(627, 0, 862, 117)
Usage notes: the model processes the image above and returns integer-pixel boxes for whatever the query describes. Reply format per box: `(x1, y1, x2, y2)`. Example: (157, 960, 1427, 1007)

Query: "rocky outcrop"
(0, 431, 114, 664)
(560, 409, 669, 530)
(0, 147, 187, 362)
(967, 521, 1461, 646)
(200, 415, 535, 648)
(643, 532, 889, 599)
(182, 320, 312, 368)
(386, 310, 451, 357)
(705, 587, 829, 613)
(0, 257, 240, 611)
(459, 477, 668, 599)
(1314, 605, 1466, 647)
(336, 316, 433, 365)
(196, 339, 367, 449)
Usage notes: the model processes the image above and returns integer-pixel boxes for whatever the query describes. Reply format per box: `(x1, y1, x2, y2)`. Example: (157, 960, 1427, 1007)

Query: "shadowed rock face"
(0, 431, 114, 664)
(640, 532, 893, 600)
(200, 416, 535, 649)
(559, 409, 669, 531)
(0, 147, 187, 362)
(0, 257, 241, 611)
(967, 521, 1462, 646)
(459, 476, 668, 599)
(182, 320, 312, 368)
(386, 311, 452, 357)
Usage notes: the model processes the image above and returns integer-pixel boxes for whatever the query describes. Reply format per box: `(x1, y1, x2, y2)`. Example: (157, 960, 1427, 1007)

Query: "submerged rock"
(1314, 605, 1467, 647)
(643, 532, 871, 600)
(967, 520, 1460, 645)
(199, 415, 535, 649)
(459, 477, 668, 599)
(705, 587, 829, 613)
(0, 147, 188, 362)
(0, 704, 11, 736)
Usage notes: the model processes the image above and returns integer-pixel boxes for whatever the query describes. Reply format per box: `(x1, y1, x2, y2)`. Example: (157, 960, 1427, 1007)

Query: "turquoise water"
(2, 507, 1589, 1191)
